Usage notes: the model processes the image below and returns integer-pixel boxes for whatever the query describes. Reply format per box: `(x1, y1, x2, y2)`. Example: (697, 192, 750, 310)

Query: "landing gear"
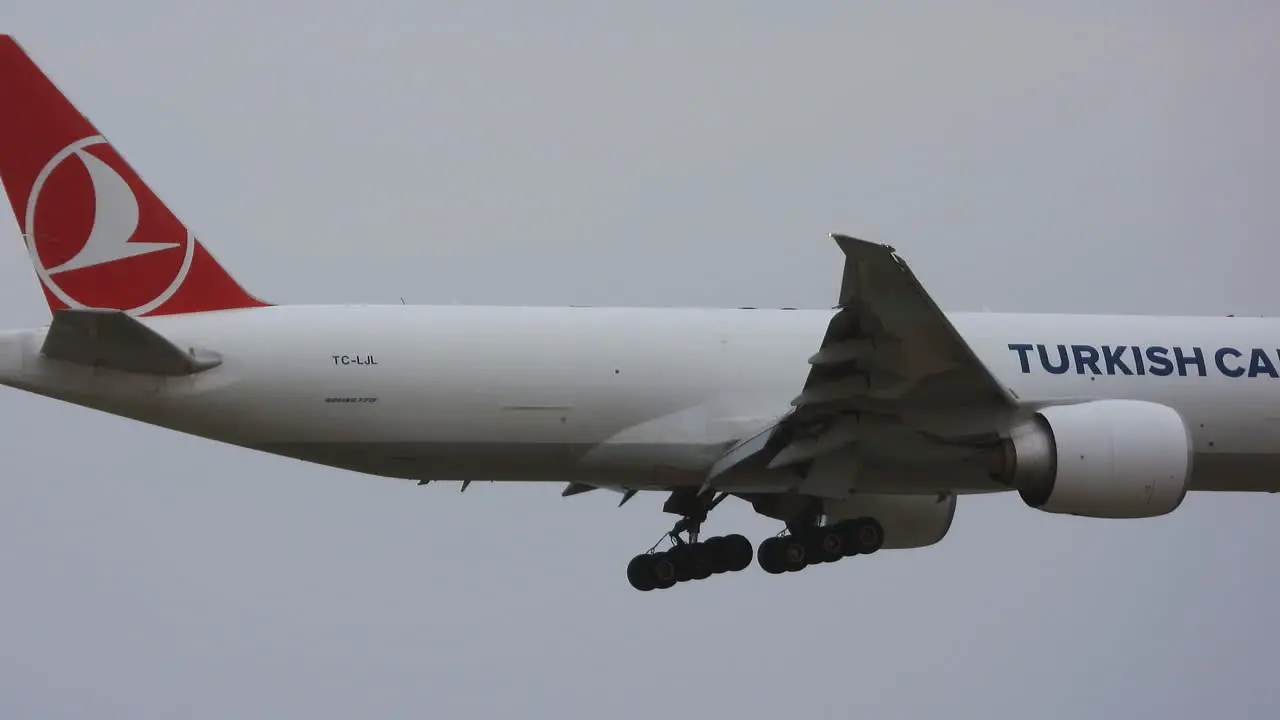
(623, 489, 887, 590)
(757, 535, 807, 574)
(627, 534, 753, 591)
(626, 490, 754, 591)
(756, 516, 883, 574)
(839, 516, 885, 556)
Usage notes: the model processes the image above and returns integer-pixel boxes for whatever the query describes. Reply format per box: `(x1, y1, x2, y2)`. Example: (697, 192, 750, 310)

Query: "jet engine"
(990, 399, 1192, 519)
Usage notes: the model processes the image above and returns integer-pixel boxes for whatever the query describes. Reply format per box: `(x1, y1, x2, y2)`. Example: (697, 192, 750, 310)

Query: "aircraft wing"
(800, 234, 1015, 410)
(709, 234, 1018, 483)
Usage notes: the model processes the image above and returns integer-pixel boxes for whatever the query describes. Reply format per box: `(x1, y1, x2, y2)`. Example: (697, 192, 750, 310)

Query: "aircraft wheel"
(703, 536, 730, 574)
(651, 552, 677, 589)
(814, 525, 847, 562)
(627, 554, 658, 591)
(800, 528, 830, 565)
(757, 537, 787, 574)
(722, 533, 754, 572)
(777, 535, 809, 572)
(688, 543, 715, 581)
(667, 544, 698, 582)
(850, 517, 884, 555)
(834, 519, 861, 557)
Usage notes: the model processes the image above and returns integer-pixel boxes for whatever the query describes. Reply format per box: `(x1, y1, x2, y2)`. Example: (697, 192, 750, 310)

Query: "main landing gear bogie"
(757, 516, 884, 575)
(627, 534, 754, 591)
(624, 488, 887, 590)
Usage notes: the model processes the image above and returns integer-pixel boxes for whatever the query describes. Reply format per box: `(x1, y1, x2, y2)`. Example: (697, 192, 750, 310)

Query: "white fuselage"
(2, 305, 1278, 494)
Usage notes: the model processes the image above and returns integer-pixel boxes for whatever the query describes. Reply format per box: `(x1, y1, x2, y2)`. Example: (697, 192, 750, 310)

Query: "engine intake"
(991, 400, 1192, 519)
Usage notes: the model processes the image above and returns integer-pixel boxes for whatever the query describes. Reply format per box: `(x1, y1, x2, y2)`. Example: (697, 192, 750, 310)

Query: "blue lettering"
(1130, 345, 1145, 375)
(1146, 346, 1173, 376)
(1101, 345, 1133, 375)
(1016, 343, 1280, 379)
(1038, 344, 1071, 374)
(1008, 343, 1034, 373)
(1071, 344, 1101, 375)
(1174, 346, 1206, 377)
(1248, 348, 1278, 378)
(1215, 347, 1245, 378)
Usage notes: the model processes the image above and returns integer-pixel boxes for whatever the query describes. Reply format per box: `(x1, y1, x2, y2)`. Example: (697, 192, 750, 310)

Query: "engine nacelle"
(993, 400, 1192, 519)
(823, 492, 957, 549)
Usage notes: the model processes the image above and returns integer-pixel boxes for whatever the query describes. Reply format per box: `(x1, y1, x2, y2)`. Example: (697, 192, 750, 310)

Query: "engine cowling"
(992, 399, 1192, 519)
(823, 492, 957, 549)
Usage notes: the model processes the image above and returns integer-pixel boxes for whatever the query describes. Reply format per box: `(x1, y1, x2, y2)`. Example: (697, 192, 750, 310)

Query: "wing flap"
(41, 308, 221, 376)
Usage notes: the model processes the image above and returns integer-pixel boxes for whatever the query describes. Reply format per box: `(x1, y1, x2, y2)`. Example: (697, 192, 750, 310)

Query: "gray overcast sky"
(2, 2, 1278, 717)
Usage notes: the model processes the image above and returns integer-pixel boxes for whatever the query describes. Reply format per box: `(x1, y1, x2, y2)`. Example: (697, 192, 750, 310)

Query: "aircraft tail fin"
(0, 35, 269, 317)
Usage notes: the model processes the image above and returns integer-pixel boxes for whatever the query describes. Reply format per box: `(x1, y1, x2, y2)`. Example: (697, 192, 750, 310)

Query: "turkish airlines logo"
(24, 136, 194, 315)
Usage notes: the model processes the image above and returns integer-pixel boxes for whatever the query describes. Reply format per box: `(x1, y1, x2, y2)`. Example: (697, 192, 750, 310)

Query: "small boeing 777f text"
(0, 36, 1275, 591)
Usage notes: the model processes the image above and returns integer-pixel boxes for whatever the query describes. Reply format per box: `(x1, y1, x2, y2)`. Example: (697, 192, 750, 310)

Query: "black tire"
(851, 517, 884, 555)
(800, 529, 828, 565)
(651, 552, 677, 589)
(627, 554, 658, 591)
(703, 536, 731, 574)
(668, 544, 697, 582)
(778, 535, 808, 572)
(834, 519, 862, 557)
(688, 543, 715, 581)
(722, 533, 753, 572)
(757, 537, 787, 574)
(815, 525, 846, 562)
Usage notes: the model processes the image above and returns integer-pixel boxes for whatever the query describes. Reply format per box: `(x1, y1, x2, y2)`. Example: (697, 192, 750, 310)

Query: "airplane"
(0, 35, 1276, 592)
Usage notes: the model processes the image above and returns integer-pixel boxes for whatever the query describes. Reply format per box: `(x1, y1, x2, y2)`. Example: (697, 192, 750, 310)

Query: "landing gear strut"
(626, 491, 754, 591)
(756, 516, 884, 574)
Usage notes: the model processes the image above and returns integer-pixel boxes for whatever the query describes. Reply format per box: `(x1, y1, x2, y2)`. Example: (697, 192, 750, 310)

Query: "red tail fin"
(0, 35, 268, 316)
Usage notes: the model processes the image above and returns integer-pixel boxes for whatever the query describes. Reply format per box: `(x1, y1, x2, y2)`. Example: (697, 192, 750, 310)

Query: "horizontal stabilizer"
(41, 308, 222, 376)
